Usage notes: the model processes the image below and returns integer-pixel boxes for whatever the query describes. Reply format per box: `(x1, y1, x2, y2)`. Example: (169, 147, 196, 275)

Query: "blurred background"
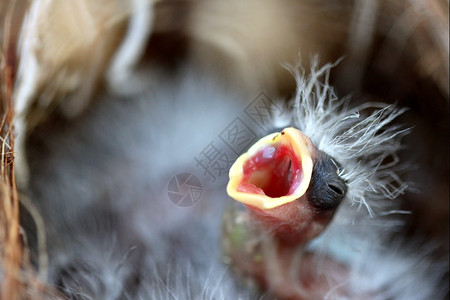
(1, 0, 448, 299)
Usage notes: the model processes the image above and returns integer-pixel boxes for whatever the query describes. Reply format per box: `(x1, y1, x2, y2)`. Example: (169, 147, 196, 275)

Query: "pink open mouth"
(238, 143, 303, 198)
(227, 127, 313, 210)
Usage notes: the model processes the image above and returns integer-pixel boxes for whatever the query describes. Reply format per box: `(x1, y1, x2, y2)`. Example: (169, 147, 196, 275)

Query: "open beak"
(226, 127, 346, 245)
(227, 127, 314, 210)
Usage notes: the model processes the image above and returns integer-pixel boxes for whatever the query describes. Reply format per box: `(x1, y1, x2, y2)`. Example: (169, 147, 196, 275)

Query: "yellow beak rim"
(226, 127, 313, 210)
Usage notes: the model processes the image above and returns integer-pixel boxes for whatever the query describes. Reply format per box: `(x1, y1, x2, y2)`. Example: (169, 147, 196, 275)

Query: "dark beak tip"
(309, 151, 348, 210)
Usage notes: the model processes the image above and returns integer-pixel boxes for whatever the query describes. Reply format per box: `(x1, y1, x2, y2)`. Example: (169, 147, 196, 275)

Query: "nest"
(0, 1, 50, 299)
(0, 0, 448, 299)
(0, 1, 22, 298)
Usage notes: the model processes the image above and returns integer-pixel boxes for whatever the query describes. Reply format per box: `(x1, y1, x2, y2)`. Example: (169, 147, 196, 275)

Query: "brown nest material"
(0, 2, 23, 299)
(0, 1, 51, 299)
